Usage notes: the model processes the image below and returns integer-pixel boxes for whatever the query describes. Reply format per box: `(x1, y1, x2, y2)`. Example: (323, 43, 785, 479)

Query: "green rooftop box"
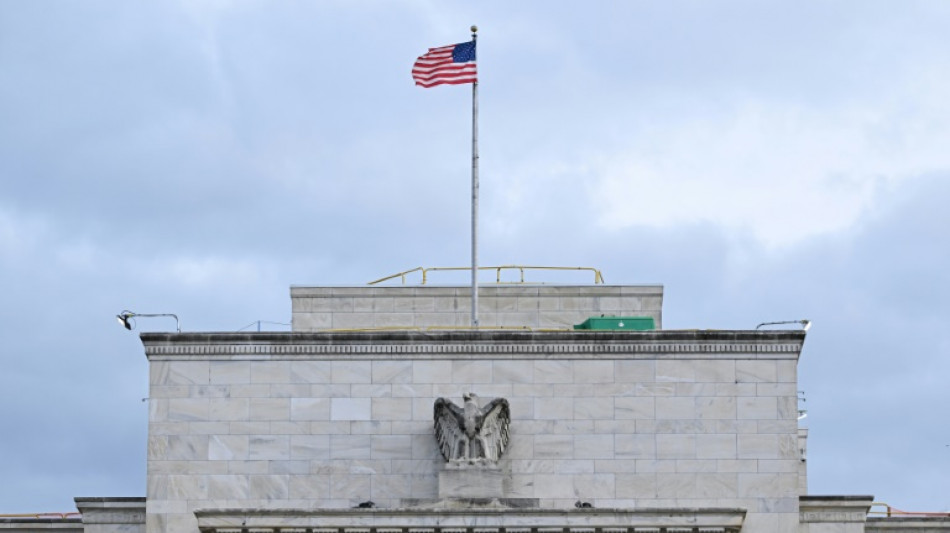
(574, 316, 656, 331)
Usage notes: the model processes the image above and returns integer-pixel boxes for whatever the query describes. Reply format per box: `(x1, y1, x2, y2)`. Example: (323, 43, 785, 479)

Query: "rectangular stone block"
(249, 435, 290, 460)
(758, 459, 799, 473)
(656, 360, 695, 382)
(498, 312, 540, 327)
(289, 361, 332, 384)
(371, 435, 412, 460)
(534, 360, 573, 384)
(209, 435, 249, 461)
(372, 361, 412, 384)
(165, 435, 209, 461)
(209, 398, 249, 421)
(413, 312, 459, 327)
(534, 434, 573, 459)
(166, 399, 209, 422)
(511, 459, 595, 475)
(331, 398, 371, 421)
(329, 434, 371, 459)
(190, 424, 234, 437)
(777, 396, 799, 420)
(535, 396, 573, 420)
(717, 459, 758, 472)
(574, 360, 615, 384)
(249, 398, 290, 420)
(675, 382, 718, 396)
(248, 474, 289, 499)
(615, 360, 655, 383)
(656, 473, 699, 498)
(289, 435, 329, 460)
(656, 397, 696, 419)
(331, 361, 372, 383)
(227, 384, 270, 398)
(738, 434, 782, 459)
(289, 474, 331, 499)
(717, 382, 758, 397)
(692, 360, 736, 383)
(331, 312, 376, 329)
(290, 398, 329, 421)
(351, 420, 392, 435)
(439, 467, 505, 498)
(574, 434, 614, 459)
(574, 396, 614, 419)
(570, 473, 616, 498)
(696, 434, 737, 459)
(209, 362, 250, 384)
(493, 360, 534, 383)
(674, 459, 718, 472)
(616, 473, 658, 498)
(634, 459, 677, 473)
(330, 472, 371, 500)
(451, 360, 493, 383)
(412, 360, 452, 383)
(738, 397, 778, 420)
(371, 397, 412, 421)
(738, 472, 798, 498)
(756, 382, 797, 396)
(615, 434, 655, 459)
(693, 472, 739, 498)
(615, 397, 655, 419)
(155, 361, 209, 386)
(293, 312, 332, 331)
(696, 396, 737, 419)
(777, 360, 798, 383)
(250, 362, 290, 384)
(228, 421, 271, 435)
(538, 312, 578, 328)
(365, 312, 405, 327)
(736, 360, 778, 383)
(207, 474, 249, 499)
(656, 434, 696, 459)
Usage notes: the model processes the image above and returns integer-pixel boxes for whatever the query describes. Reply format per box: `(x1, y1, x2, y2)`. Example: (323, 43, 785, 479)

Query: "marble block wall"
(290, 285, 663, 330)
(142, 328, 805, 533)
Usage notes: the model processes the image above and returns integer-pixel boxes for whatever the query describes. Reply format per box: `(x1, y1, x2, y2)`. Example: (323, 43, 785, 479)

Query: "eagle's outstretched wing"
(433, 397, 466, 461)
(478, 398, 510, 461)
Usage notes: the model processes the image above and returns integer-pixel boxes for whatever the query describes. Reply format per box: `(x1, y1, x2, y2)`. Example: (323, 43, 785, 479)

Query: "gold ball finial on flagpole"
(471, 25, 478, 34)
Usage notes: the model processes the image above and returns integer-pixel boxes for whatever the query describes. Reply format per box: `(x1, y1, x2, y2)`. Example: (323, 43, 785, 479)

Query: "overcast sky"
(1, 0, 948, 514)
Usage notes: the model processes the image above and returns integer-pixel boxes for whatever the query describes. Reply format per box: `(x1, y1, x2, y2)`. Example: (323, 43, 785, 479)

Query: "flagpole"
(470, 25, 479, 328)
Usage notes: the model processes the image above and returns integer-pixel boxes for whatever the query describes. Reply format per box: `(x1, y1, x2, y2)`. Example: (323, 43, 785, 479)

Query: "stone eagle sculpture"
(433, 393, 510, 464)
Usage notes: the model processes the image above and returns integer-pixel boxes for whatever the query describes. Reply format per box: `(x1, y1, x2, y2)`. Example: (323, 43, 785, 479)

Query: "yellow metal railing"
(315, 325, 580, 333)
(368, 265, 605, 286)
(0, 513, 81, 519)
(868, 503, 950, 517)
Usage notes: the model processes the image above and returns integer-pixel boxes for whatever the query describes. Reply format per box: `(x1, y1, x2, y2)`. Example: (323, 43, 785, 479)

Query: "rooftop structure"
(289, 284, 663, 331)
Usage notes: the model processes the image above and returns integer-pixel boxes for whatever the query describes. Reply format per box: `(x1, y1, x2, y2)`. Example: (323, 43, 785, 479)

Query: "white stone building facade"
(3, 284, 947, 533)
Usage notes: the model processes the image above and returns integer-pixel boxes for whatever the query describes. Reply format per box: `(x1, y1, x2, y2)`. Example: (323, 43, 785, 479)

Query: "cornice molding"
(144, 341, 801, 361)
(799, 496, 874, 524)
(142, 331, 804, 360)
(195, 507, 746, 533)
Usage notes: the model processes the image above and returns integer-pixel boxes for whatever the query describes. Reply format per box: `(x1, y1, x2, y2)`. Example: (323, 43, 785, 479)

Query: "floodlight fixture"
(755, 319, 811, 331)
(116, 310, 180, 333)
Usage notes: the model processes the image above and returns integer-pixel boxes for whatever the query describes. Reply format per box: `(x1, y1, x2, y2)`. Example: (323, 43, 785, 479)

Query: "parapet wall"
(290, 285, 663, 331)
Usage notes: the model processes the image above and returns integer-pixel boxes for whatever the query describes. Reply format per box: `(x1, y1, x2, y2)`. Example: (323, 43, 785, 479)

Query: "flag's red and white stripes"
(412, 44, 477, 88)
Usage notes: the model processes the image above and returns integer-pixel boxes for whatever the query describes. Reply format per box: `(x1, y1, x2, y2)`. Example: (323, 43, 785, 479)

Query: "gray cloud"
(1, 0, 948, 514)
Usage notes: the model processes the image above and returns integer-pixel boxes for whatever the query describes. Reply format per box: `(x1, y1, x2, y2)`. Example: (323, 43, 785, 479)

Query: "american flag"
(412, 41, 477, 88)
